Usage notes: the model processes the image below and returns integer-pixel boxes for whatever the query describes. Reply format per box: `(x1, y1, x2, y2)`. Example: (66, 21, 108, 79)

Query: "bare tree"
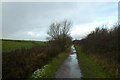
(47, 20, 72, 51)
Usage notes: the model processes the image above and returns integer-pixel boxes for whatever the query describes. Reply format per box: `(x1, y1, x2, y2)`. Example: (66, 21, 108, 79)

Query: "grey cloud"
(2, 2, 117, 41)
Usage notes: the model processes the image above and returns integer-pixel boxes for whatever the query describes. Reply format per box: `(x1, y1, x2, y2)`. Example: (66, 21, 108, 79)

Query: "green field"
(2, 39, 46, 52)
(75, 45, 110, 78)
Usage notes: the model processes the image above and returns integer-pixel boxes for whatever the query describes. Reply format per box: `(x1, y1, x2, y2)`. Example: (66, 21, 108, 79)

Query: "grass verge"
(75, 45, 110, 78)
(29, 50, 69, 79)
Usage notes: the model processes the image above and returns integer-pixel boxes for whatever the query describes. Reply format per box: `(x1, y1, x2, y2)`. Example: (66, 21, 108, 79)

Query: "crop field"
(2, 39, 46, 52)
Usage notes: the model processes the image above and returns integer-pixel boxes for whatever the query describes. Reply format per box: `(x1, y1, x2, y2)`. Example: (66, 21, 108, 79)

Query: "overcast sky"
(2, 2, 118, 41)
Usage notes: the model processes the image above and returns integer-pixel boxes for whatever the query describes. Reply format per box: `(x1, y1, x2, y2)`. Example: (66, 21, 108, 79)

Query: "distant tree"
(47, 20, 72, 51)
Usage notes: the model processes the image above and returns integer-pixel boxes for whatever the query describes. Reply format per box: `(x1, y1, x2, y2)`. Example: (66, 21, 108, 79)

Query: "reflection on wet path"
(55, 45, 82, 78)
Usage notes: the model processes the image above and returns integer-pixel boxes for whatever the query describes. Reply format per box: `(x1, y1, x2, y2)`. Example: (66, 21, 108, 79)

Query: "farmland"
(2, 39, 46, 52)
(2, 39, 50, 79)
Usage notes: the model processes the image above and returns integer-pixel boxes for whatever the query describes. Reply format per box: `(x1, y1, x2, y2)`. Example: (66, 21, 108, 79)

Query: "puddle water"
(55, 45, 82, 78)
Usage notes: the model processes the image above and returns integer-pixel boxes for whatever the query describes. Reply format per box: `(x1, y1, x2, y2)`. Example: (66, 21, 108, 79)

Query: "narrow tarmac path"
(55, 45, 82, 78)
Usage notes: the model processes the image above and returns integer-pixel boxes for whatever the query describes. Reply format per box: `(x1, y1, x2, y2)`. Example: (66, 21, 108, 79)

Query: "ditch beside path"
(55, 45, 82, 78)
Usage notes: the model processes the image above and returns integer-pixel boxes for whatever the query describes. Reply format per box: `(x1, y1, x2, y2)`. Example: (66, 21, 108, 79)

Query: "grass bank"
(75, 45, 110, 78)
(30, 50, 69, 79)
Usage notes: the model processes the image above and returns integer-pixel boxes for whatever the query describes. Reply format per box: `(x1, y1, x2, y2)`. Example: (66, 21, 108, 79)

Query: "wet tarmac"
(55, 45, 82, 78)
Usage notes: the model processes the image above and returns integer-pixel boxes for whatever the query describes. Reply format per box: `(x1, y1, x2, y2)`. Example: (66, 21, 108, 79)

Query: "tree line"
(73, 24, 120, 77)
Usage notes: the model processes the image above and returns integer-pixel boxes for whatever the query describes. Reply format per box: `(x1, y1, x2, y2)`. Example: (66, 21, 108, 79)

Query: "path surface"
(55, 45, 82, 78)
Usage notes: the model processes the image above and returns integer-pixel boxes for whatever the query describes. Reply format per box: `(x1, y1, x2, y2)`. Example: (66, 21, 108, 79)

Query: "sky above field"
(2, 2, 118, 41)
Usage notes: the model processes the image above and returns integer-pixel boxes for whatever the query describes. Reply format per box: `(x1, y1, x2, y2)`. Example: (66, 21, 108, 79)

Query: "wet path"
(55, 45, 82, 78)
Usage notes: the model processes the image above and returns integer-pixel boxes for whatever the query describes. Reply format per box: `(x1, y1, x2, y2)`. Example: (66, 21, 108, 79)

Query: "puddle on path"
(55, 45, 82, 78)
